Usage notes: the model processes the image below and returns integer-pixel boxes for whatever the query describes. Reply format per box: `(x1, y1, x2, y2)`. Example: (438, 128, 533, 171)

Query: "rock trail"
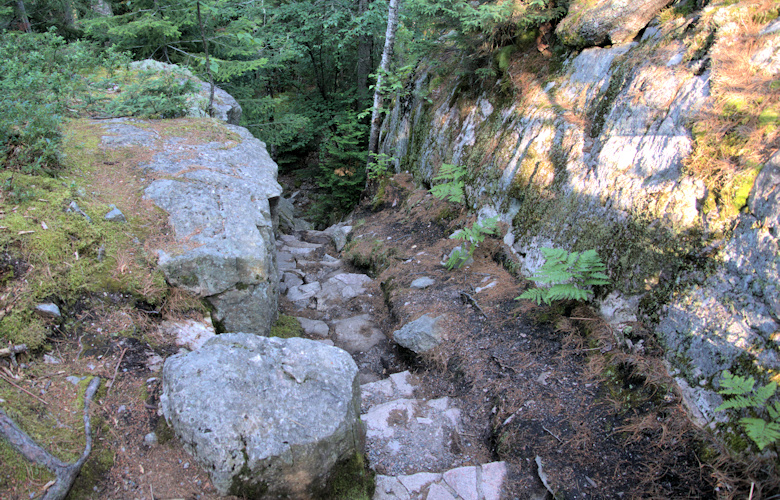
(276, 224, 507, 500)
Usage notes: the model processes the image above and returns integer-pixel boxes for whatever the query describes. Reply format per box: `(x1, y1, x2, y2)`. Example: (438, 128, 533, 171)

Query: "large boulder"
(160, 333, 364, 497)
(555, 0, 673, 47)
(131, 121, 282, 335)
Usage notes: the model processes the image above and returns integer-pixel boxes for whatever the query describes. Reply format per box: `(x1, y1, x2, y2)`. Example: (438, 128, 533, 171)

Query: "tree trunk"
(197, 1, 215, 116)
(367, 0, 399, 166)
(15, 0, 31, 32)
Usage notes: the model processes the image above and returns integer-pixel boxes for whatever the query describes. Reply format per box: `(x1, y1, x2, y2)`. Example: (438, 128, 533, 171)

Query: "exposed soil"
(0, 172, 775, 499)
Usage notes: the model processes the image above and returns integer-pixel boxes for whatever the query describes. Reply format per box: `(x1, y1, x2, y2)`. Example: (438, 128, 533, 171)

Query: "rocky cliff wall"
(379, 2, 780, 426)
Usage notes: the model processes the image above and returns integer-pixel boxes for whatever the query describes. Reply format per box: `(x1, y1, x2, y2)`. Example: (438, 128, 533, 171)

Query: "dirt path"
(0, 173, 756, 499)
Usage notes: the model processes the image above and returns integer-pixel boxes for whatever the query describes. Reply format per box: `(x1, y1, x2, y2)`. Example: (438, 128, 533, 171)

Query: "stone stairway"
(276, 227, 507, 500)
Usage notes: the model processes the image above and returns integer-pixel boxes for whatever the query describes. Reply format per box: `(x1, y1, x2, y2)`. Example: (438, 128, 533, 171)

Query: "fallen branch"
(0, 344, 27, 358)
(0, 377, 101, 500)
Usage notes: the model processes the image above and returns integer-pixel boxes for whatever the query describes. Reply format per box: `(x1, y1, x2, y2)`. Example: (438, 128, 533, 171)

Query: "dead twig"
(0, 373, 48, 405)
(0, 377, 101, 500)
(460, 291, 488, 319)
(106, 347, 127, 398)
(542, 425, 563, 444)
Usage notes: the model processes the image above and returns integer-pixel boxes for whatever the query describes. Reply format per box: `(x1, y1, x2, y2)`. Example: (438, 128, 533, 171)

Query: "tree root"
(0, 377, 100, 500)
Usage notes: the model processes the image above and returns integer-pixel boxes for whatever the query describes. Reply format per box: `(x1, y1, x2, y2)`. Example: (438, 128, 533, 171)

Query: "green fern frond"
(517, 247, 609, 305)
(716, 395, 759, 412)
(517, 288, 548, 305)
(717, 371, 756, 396)
(768, 401, 780, 421)
(546, 284, 592, 302)
(716, 370, 780, 450)
(740, 418, 780, 450)
(431, 163, 467, 204)
(433, 163, 467, 182)
(430, 182, 465, 204)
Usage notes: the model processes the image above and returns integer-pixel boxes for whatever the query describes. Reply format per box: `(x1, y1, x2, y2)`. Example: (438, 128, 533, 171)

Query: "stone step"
(374, 462, 507, 500)
(278, 231, 508, 499)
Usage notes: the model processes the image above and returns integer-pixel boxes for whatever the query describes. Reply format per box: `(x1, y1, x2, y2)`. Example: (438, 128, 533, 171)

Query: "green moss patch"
(269, 314, 304, 339)
(322, 452, 375, 500)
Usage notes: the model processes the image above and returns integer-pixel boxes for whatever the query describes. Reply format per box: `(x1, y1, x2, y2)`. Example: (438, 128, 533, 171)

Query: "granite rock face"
(378, 7, 780, 425)
(657, 151, 780, 385)
(160, 334, 363, 497)
(556, 0, 673, 47)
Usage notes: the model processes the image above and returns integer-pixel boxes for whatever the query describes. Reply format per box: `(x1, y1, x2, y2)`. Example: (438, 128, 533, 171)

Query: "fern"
(446, 216, 498, 270)
(716, 370, 780, 450)
(517, 247, 610, 305)
(741, 419, 780, 451)
(430, 163, 466, 204)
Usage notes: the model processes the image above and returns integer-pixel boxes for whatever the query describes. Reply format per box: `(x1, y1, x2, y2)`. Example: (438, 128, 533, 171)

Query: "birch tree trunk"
(366, 0, 399, 167)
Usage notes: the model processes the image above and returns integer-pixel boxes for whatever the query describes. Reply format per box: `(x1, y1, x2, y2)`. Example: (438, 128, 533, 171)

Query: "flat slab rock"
(160, 333, 363, 497)
(374, 462, 507, 500)
(362, 396, 462, 476)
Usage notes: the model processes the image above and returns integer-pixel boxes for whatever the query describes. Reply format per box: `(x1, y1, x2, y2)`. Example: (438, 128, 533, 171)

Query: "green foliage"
(404, 0, 566, 54)
(430, 163, 467, 204)
(0, 30, 201, 175)
(517, 248, 610, 305)
(0, 30, 117, 173)
(316, 112, 369, 224)
(367, 153, 395, 181)
(99, 70, 197, 119)
(446, 216, 499, 269)
(716, 370, 780, 451)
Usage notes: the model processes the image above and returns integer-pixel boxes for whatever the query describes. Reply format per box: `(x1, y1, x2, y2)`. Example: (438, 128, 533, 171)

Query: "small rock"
(393, 314, 446, 354)
(332, 315, 385, 354)
(296, 317, 330, 338)
(287, 282, 322, 303)
(66, 375, 85, 385)
(35, 303, 61, 319)
(66, 201, 92, 222)
(117, 405, 127, 413)
(443, 466, 478, 500)
(43, 354, 61, 364)
(144, 432, 158, 445)
(104, 205, 127, 223)
(427, 483, 457, 500)
(410, 277, 435, 289)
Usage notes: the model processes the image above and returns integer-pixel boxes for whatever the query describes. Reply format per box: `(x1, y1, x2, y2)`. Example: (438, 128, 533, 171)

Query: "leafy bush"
(406, 0, 567, 54)
(0, 30, 98, 173)
(447, 216, 498, 269)
(517, 248, 610, 305)
(716, 370, 780, 451)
